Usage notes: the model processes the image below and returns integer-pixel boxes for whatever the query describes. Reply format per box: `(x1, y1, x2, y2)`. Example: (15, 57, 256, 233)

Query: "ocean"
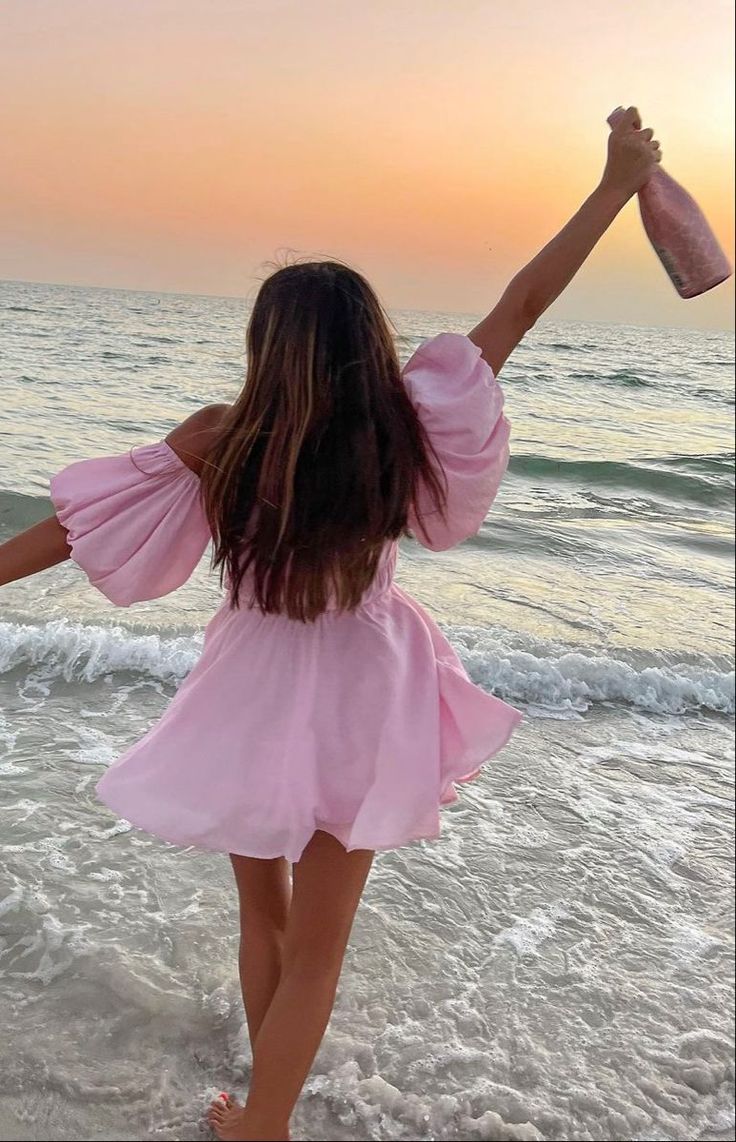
(0, 278, 734, 1142)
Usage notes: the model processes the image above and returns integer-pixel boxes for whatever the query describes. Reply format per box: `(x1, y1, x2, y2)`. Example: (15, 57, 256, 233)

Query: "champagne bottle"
(608, 107, 732, 299)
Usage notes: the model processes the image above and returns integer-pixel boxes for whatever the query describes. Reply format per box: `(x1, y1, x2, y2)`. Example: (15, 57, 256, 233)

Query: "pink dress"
(50, 333, 522, 861)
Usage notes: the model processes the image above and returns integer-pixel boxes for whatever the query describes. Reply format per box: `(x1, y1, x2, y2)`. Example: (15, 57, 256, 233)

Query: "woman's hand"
(600, 106, 662, 199)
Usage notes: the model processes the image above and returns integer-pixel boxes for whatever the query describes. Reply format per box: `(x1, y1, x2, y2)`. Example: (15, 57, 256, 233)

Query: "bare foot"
(208, 1096, 246, 1141)
(207, 1095, 289, 1142)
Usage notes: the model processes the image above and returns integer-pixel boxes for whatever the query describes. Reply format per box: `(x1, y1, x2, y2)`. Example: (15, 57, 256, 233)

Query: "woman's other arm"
(0, 517, 71, 588)
(0, 402, 229, 591)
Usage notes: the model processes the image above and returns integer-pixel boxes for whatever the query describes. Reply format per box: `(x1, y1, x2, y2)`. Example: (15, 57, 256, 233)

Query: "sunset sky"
(1, 0, 734, 330)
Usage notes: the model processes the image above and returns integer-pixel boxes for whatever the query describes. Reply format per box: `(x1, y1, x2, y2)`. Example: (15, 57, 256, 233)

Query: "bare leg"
(229, 854, 291, 1049)
(210, 830, 373, 1141)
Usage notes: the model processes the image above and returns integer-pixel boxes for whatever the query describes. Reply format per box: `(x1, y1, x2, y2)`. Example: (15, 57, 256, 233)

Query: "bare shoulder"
(166, 403, 231, 475)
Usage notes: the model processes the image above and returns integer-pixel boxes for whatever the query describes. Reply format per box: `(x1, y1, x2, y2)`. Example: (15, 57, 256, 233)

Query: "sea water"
(1, 280, 734, 1141)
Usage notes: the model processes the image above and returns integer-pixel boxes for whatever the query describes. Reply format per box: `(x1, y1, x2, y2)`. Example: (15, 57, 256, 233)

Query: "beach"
(1, 279, 734, 1141)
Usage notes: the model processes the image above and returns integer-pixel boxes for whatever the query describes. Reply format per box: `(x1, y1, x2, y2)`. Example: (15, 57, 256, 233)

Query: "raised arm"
(469, 106, 661, 375)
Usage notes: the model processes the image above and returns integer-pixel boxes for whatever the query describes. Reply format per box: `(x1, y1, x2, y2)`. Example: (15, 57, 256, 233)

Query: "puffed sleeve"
(403, 332, 511, 551)
(50, 441, 211, 606)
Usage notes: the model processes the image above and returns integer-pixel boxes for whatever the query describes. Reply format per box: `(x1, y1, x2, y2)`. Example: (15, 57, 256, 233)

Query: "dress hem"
(95, 782, 441, 862)
(94, 699, 523, 863)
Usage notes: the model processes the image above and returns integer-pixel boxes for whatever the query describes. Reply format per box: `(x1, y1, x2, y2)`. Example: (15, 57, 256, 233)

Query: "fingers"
(611, 106, 644, 136)
(635, 125, 662, 160)
(609, 105, 662, 165)
(615, 105, 641, 132)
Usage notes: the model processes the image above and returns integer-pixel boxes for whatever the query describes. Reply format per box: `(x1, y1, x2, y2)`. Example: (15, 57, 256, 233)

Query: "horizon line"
(2, 275, 734, 338)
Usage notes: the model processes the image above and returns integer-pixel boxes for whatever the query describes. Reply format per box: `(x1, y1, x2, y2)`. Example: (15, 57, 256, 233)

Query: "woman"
(0, 108, 659, 1141)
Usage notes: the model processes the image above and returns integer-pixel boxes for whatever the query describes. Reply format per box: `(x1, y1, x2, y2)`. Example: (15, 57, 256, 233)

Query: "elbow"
(520, 296, 541, 332)
(507, 275, 542, 331)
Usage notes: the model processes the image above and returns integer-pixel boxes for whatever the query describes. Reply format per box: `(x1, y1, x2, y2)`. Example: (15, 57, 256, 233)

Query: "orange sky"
(1, 0, 734, 329)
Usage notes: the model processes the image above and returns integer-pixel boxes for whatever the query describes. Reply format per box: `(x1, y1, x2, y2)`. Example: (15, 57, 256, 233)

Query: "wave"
(1, 619, 732, 717)
(449, 625, 733, 716)
(508, 454, 734, 504)
(646, 451, 735, 475)
(0, 620, 199, 685)
(544, 341, 600, 352)
(606, 369, 652, 387)
(569, 369, 653, 387)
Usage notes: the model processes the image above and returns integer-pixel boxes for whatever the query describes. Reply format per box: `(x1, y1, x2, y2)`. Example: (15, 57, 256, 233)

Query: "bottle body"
(638, 168, 732, 298)
(607, 108, 731, 299)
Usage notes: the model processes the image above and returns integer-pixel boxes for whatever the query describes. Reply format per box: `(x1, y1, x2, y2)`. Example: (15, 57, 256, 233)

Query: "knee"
(283, 951, 344, 998)
(282, 926, 350, 983)
(240, 902, 288, 945)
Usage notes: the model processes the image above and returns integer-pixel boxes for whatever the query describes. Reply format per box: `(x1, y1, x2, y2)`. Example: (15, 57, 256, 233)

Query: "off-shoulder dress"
(50, 333, 522, 861)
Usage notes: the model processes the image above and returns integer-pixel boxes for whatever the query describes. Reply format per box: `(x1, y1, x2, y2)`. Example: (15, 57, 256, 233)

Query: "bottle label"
(653, 244, 685, 293)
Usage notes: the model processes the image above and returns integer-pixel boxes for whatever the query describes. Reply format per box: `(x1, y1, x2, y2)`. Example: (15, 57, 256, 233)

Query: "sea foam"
(1, 618, 732, 716)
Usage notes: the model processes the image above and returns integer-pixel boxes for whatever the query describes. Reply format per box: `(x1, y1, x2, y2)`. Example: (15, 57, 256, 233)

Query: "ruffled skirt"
(96, 585, 522, 861)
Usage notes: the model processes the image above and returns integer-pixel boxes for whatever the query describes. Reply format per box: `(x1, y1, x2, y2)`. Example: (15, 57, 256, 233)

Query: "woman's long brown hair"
(201, 260, 446, 622)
